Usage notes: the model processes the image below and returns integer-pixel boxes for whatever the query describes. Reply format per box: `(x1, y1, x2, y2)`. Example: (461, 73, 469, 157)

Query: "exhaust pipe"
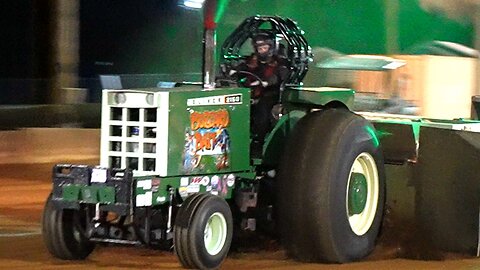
(202, 0, 217, 89)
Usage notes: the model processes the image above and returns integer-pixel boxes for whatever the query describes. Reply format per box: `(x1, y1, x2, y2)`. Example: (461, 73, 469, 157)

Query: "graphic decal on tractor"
(183, 109, 231, 173)
(214, 174, 235, 196)
(210, 175, 229, 196)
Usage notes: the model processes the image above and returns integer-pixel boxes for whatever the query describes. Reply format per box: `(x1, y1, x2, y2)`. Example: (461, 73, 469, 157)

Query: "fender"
(262, 110, 306, 167)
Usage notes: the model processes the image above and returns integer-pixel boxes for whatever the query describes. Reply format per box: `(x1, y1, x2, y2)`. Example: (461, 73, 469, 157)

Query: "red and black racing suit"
(236, 54, 289, 151)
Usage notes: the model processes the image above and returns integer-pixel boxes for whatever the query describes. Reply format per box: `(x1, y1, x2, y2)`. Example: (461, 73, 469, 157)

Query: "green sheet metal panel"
(98, 186, 116, 204)
(284, 87, 355, 109)
(63, 185, 116, 204)
(263, 110, 307, 167)
(81, 186, 100, 203)
(166, 87, 251, 176)
(62, 184, 81, 201)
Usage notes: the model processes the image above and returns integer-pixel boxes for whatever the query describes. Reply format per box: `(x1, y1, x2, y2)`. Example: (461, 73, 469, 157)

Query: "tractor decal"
(183, 109, 231, 173)
(210, 175, 229, 197)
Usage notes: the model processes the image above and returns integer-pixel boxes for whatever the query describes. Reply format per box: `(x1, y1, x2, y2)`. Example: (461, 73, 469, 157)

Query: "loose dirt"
(1, 161, 480, 269)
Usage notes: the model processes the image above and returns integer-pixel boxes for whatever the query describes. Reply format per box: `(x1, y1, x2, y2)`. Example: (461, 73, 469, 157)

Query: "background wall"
(217, 0, 473, 55)
(0, 0, 474, 104)
(354, 55, 477, 118)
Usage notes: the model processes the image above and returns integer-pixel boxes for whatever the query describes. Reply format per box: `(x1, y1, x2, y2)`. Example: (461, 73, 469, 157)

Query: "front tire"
(42, 194, 95, 260)
(174, 193, 233, 270)
(277, 108, 385, 263)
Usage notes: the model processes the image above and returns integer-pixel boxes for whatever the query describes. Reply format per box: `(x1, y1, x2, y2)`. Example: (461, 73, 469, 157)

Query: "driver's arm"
(263, 59, 289, 87)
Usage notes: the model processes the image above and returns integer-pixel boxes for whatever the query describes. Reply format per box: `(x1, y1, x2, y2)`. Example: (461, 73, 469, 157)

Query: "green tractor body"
(45, 77, 361, 268)
(50, 84, 355, 212)
(42, 14, 384, 269)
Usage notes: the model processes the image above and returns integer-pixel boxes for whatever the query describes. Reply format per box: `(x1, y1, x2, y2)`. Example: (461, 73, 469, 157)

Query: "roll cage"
(220, 15, 313, 86)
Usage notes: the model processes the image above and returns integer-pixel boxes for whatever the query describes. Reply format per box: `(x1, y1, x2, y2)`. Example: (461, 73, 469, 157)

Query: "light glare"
(183, 0, 205, 9)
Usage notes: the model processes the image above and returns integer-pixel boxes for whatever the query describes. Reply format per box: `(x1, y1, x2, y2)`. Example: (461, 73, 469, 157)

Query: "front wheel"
(276, 108, 386, 263)
(42, 194, 95, 260)
(174, 193, 233, 270)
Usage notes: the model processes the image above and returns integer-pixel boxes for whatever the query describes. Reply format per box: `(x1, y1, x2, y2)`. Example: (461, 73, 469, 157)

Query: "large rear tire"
(42, 194, 95, 260)
(276, 108, 385, 263)
(174, 193, 233, 270)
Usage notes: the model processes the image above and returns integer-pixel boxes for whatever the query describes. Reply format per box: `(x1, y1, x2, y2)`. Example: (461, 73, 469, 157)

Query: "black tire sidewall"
(325, 114, 385, 260)
(42, 194, 94, 260)
(188, 195, 233, 269)
(277, 109, 385, 262)
(276, 110, 325, 259)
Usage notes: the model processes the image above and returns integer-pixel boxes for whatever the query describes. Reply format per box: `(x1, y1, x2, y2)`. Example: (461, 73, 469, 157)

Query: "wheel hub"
(348, 173, 368, 215)
(346, 152, 379, 236)
(203, 212, 227, 256)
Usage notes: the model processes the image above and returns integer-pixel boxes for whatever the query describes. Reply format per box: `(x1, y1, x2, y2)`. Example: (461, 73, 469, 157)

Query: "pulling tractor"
(42, 15, 480, 270)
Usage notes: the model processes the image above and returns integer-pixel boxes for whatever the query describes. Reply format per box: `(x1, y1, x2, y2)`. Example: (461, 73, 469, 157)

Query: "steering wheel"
(230, 70, 268, 88)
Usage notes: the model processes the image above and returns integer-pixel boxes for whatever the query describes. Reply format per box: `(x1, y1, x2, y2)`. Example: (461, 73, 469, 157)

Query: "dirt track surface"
(2, 161, 480, 269)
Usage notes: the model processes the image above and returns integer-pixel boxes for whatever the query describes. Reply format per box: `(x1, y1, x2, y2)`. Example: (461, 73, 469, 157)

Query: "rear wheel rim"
(346, 152, 379, 236)
(204, 212, 227, 256)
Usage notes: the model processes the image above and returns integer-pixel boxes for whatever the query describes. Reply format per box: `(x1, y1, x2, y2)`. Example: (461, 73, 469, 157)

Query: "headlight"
(114, 93, 126, 104)
(146, 94, 154, 105)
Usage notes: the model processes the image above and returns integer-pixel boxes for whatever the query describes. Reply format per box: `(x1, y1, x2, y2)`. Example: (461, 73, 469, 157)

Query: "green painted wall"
(397, 0, 472, 52)
(216, 0, 473, 55)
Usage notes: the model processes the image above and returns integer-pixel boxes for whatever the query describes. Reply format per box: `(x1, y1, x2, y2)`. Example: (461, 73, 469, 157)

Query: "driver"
(230, 31, 289, 155)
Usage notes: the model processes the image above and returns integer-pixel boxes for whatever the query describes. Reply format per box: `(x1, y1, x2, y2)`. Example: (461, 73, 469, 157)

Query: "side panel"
(156, 92, 170, 176)
(372, 122, 418, 164)
(99, 90, 110, 167)
(167, 88, 251, 176)
(415, 127, 480, 254)
(262, 110, 307, 167)
(283, 87, 355, 109)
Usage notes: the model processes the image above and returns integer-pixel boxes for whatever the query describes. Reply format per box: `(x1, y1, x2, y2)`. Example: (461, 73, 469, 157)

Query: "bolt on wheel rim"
(346, 152, 379, 236)
(204, 212, 227, 256)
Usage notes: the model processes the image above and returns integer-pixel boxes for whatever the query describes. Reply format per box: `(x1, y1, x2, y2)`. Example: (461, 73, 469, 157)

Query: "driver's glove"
(250, 80, 269, 87)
